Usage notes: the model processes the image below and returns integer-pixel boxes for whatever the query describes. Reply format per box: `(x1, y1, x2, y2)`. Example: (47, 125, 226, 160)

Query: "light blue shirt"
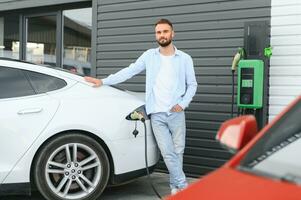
(102, 46, 197, 114)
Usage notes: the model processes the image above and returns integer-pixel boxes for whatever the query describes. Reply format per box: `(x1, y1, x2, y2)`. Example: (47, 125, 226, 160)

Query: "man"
(85, 18, 197, 194)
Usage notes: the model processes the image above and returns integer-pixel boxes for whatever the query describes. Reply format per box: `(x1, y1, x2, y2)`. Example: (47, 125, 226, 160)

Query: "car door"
(0, 66, 61, 183)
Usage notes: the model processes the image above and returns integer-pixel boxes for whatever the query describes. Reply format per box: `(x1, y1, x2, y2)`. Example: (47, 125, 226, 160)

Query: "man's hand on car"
(84, 76, 103, 87)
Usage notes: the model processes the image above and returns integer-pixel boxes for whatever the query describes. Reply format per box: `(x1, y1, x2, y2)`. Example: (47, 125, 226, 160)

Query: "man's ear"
(172, 30, 175, 39)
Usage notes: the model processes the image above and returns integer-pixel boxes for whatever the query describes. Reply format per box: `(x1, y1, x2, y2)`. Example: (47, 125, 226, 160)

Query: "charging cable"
(231, 48, 245, 118)
(130, 111, 162, 199)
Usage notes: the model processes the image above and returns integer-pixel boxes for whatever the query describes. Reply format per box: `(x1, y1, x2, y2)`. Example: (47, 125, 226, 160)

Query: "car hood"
(168, 167, 301, 200)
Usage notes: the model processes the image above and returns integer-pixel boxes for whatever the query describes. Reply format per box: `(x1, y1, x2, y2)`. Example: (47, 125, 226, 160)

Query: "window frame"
(0, 1, 93, 70)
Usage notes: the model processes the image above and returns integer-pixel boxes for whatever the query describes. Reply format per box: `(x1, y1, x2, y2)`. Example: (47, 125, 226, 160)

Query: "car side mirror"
(216, 115, 258, 152)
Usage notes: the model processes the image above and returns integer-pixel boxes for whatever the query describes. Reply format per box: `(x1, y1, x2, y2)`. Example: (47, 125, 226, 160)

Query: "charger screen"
(242, 79, 253, 88)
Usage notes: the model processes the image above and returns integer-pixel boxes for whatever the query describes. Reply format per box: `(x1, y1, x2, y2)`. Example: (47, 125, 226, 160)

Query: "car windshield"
(239, 99, 301, 182)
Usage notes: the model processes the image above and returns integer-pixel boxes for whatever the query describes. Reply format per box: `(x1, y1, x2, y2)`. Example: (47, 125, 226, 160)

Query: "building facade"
(269, 0, 301, 121)
(0, 0, 300, 177)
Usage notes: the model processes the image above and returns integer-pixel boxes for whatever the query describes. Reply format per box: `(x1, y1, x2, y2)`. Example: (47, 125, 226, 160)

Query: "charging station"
(230, 21, 270, 129)
(237, 59, 264, 109)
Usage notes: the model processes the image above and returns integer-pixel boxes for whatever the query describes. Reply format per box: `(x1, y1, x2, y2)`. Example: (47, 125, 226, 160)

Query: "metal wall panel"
(96, 0, 271, 177)
(269, 0, 301, 121)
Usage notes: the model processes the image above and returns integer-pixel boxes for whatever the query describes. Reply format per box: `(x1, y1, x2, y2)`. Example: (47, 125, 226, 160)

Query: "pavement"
(3, 172, 197, 200)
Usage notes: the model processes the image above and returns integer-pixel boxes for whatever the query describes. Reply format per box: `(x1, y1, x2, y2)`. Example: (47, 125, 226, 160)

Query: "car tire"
(34, 133, 110, 200)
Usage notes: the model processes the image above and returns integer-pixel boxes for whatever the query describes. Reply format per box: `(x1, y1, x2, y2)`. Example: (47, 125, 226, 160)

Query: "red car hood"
(168, 167, 301, 200)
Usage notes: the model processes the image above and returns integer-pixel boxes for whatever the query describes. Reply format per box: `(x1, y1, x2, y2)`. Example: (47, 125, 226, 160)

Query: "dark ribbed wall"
(96, 0, 271, 177)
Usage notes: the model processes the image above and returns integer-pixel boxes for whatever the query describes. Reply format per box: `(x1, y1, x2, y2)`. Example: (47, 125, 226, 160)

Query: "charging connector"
(129, 111, 145, 122)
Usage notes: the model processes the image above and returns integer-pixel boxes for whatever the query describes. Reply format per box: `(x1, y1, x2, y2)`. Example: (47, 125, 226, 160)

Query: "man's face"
(155, 23, 174, 47)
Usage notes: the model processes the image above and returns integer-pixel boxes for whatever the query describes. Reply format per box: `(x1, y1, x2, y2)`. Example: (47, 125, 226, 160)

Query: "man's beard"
(157, 38, 172, 47)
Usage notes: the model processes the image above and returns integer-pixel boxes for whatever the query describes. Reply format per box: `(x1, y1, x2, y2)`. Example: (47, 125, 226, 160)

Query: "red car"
(168, 96, 301, 200)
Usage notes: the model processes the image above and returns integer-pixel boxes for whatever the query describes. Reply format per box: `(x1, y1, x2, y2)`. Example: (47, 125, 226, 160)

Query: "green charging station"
(237, 59, 264, 108)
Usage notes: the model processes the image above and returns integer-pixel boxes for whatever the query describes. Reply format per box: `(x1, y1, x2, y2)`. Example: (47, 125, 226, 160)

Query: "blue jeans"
(151, 111, 188, 189)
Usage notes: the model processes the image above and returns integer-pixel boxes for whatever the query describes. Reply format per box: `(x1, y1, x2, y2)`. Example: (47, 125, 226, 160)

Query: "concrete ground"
(4, 173, 197, 200)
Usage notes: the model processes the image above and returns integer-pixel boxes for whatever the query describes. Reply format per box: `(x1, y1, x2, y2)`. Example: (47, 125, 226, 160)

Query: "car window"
(0, 66, 36, 99)
(240, 100, 301, 179)
(25, 70, 67, 94)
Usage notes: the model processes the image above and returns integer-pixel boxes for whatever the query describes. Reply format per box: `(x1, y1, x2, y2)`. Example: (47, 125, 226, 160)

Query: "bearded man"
(84, 18, 197, 195)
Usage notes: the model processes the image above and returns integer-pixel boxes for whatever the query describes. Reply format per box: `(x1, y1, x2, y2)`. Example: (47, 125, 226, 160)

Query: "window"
(1, 3, 92, 75)
(0, 66, 35, 99)
(63, 7, 92, 75)
(26, 70, 67, 93)
(26, 15, 57, 66)
(0, 15, 19, 59)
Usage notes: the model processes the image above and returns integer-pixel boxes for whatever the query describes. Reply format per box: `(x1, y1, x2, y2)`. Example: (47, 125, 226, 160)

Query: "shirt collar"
(155, 45, 180, 56)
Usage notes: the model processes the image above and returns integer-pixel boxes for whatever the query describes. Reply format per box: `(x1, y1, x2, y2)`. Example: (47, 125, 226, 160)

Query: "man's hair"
(155, 18, 173, 29)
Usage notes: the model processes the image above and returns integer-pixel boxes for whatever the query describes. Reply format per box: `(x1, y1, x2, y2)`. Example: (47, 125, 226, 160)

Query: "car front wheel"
(34, 133, 110, 200)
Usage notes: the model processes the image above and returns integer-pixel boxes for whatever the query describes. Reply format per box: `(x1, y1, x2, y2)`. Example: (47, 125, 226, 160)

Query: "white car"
(0, 58, 159, 200)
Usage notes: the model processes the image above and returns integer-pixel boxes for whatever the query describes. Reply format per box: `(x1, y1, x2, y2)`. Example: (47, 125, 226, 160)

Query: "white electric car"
(0, 58, 159, 200)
